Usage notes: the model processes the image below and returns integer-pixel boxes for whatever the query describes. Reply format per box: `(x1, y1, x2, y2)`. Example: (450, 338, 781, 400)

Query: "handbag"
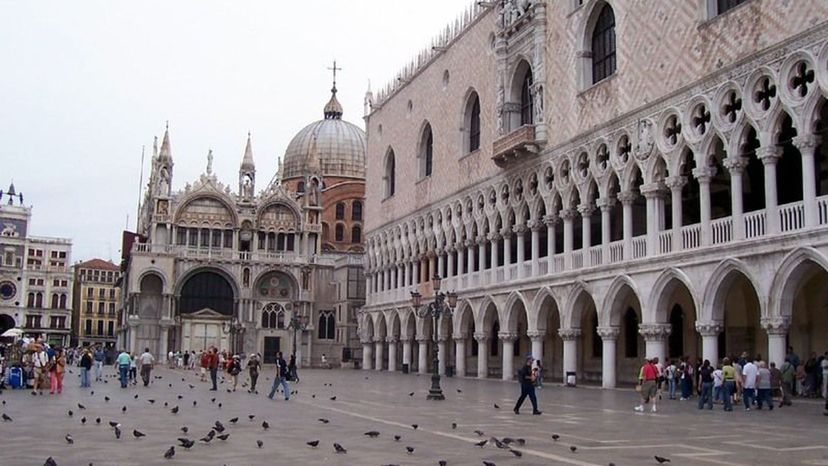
(635, 384, 642, 393)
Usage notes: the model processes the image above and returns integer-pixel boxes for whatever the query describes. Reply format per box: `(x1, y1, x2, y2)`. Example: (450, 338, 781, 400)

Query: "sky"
(0, 0, 473, 262)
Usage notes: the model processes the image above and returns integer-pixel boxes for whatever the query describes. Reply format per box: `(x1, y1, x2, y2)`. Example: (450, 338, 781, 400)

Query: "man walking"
(742, 356, 758, 410)
(139, 347, 154, 387)
(697, 359, 714, 410)
(208, 347, 219, 391)
(115, 349, 131, 389)
(635, 358, 659, 413)
(513, 356, 541, 415)
(268, 351, 290, 401)
(79, 348, 92, 388)
(93, 345, 105, 382)
(247, 353, 261, 393)
(31, 344, 49, 395)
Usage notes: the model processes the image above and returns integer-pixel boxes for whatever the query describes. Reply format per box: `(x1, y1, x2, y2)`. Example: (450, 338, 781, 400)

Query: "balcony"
(132, 243, 339, 267)
(492, 125, 538, 168)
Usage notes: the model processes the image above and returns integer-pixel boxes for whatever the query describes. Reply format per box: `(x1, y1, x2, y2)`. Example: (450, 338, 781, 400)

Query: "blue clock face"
(0, 281, 16, 300)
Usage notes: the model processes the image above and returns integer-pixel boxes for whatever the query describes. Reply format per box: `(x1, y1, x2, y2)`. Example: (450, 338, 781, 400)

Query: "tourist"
(679, 356, 693, 400)
(139, 347, 154, 387)
(227, 355, 241, 392)
(199, 350, 209, 382)
(128, 353, 137, 384)
(208, 347, 219, 391)
(31, 344, 49, 395)
(787, 346, 801, 369)
(697, 359, 713, 410)
(666, 360, 677, 400)
(183, 350, 190, 370)
(733, 355, 744, 404)
(742, 356, 758, 410)
(321, 353, 329, 369)
(769, 361, 783, 405)
(756, 361, 773, 410)
(48, 347, 66, 395)
(177, 350, 184, 369)
(116, 349, 131, 388)
(712, 364, 724, 404)
(288, 354, 298, 382)
(168, 350, 174, 369)
(652, 357, 664, 399)
(79, 349, 92, 388)
(534, 358, 544, 389)
(635, 358, 659, 413)
(820, 351, 828, 399)
(780, 358, 795, 406)
(268, 351, 290, 401)
(721, 358, 735, 411)
(247, 353, 261, 393)
(93, 345, 105, 382)
(513, 355, 541, 415)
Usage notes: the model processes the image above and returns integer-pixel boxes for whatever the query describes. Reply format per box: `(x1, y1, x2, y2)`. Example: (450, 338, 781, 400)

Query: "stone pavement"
(0, 366, 826, 466)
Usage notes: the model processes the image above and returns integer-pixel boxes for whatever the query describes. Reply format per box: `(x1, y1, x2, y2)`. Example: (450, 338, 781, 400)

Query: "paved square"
(1, 367, 826, 466)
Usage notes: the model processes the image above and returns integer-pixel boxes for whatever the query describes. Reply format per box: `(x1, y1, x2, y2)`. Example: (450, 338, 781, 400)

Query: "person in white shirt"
(713, 366, 724, 404)
(139, 348, 155, 387)
(741, 358, 759, 410)
(666, 361, 678, 400)
(31, 346, 49, 395)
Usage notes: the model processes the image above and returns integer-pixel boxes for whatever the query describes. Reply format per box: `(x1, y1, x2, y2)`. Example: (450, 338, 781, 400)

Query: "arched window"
(277, 311, 285, 329)
(297, 181, 305, 194)
(261, 303, 284, 329)
(520, 70, 534, 126)
(27, 292, 34, 308)
(351, 225, 362, 244)
(59, 294, 67, 309)
(419, 123, 434, 178)
(51, 293, 59, 309)
(318, 311, 335, 340)
(384, 149, 396, 198)
(591, 4, 616, 84)
(624, 307, 639, 358)
(335, 202, 345, 220)
(352, 201, 363, 221)
(469, 94, 481, 152)
(35, 292, 43, 308)
(335, 224, 344, 242)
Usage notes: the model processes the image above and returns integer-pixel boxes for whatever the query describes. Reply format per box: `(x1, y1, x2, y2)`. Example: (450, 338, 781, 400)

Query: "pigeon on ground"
(248, 415, 255, 421)
(457, 389, 462, 393)
(474, 430, 485, 436)
(330, 396, 337, 401)
(134, 394, 138, 399)
(163, 446, 175, 459)
(95, 418, 101, 424)
(406, 446, 415, 454)
(133, 430, 146, 438)
(178, 439, 195, 449)
(171, 406, 179, 414)
(180, 426, 188, 433)
(333, 443, 347, 454)
(482, 462, 496, 466)
(509, 449, 522, 457)
(409, 392, 414, 396)
(193, 401, 197, 407)
(394, 435, 401, 441)
(67, 410, 73, 417)
(65, 434, 74, 444)
(493, 403, 500, 409)
(2, 413, 12, 422)
(214, 421, 225, 433)
(229, 417, 238, 424)
(552, 434, 560, 441)
(81, 417, 86, 424)
(147, 399, 155, 404)
(217, 433, 230, 441)
(451, 422, 457, 429)
(439, 461, 447, 466)
(262, 421, 270, 430)
(44, 457, 57, 466)
(78, 403, 86, 410)
(654, 456, 671, 464)
(307, 440, 319, 447)
(411, 424, 418, 430)
(256, 439, 263, 448)
(474, 439, 488, 448)
(109, 421, 119, 427)
(570, 446, 578, 453)
(218, 403, 222, 408)
(122, 406, 127, 413)
(115, 426, 122, 439)
(364, 431, 380, 438)
(318, 418, 330, 424)
(104, 396, 110, 402)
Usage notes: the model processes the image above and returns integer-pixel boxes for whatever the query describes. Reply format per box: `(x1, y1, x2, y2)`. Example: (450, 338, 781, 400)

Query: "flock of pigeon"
(0, 369, 673, 465)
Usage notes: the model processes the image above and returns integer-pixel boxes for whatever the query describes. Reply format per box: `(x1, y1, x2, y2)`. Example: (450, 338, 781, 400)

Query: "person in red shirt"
(207, 347, 219, 391)
(199, 350, 210, 382)
(635, 358, 660, 413)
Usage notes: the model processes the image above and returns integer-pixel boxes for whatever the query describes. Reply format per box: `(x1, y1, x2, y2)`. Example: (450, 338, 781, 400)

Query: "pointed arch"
(701, 258, 764, 322)
(769, 247, 828, 319)
(503, 290, 529, 331)
(601, 275, 644, 327)
(647, 267, 700, 324)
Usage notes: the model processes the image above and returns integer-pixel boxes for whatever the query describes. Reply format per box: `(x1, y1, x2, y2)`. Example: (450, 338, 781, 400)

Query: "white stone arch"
(372, 311, 387, 340)
(174, 192, 239, 228)
(563, 280, 594, 329)
(461, 86, 482, 154)
(502, 290, 529, 333)
(452, 299, 475, 337)
(768, 247, 828, 320)
(136, 268, 170, 294)
(386, 310, 401, 340)
(574, 0, 618, 89)
(475, 295, 501, 331)
(700, 258, 765, 322)
(646, 267, 700, 324)
(600, 274, 644, 327)
(400, 309, 417, 340)
(529, 286, 562, 333)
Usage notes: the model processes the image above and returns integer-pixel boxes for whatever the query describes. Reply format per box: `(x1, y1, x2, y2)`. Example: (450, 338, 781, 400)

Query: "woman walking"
(49, 347, 66, 395)
(247, 353, 261, 393)
(227, 355, 241, 392)
(697, 360, 714, 410)
(79, 349, 92, 388)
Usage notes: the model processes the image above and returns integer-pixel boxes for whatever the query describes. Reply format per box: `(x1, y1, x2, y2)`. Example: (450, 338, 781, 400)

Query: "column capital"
(617, 190, 637, 205)
(453, 330, 469, 340)
(757, 146, 781, 163)
(527, 219, 543, 232)
(558, 328, 582, 340)
(559, 208, 577, 221)
(596, 326, 620, 340)
(694, 321, 723, 337)
(692, 166, 716, 182)
(760, 317, 790, 335)
(638, 323, 672, 340)
(792, 134, 820, 153)
(497, 331, 518, 342)
(499, 227, 512, 239)
(723, 157, 749, 174)
(542, 214, 559, 226)
(386, 336, 399, 344)
(399, 335, 414, 343)
(596, 197, 616, 211)
(664, 175, 687, 191)
(473, 332, 489, 342)
(526, 330, 544, 340)
(436, 335, 449, 343)
(360, 335, 373, 344)
(476, 235, 488, 245)
(416, 336, 431, 343)
(512, 224, 528, 235)
(372, 336, 385, 344)
(577, 204, 596, 217)
(640, 182, 666, 199)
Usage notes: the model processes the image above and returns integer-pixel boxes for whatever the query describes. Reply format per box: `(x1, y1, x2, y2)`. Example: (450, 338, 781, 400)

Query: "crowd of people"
(634, 348, 828, 415)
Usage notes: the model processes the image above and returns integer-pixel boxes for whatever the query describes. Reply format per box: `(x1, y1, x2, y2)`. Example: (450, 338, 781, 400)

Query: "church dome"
(282, 87, 366, 180)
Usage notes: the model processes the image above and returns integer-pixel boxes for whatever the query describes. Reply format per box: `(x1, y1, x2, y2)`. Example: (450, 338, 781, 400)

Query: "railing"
(779, 201, 804, 233)
(711, 217, 732, 245)
(495, 267, 505, 283)
(552, 255, 565, 272)
(507, 264, 518, 280)
(572, 250, 583, 269)
(744, 210, 766, 239)
(609, 241, 624, 263)
(819, 196, 828, 225)
(521, 262, 532, 277)
(589, 245, 602, 266)
(682, 224, 701, 250)
(658, 231, 672, 255)
(631, 237, 647, 259)
(538, 260, 548, 276)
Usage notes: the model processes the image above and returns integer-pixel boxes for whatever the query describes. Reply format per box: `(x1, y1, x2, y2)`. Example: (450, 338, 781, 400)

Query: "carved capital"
(499, 227, 512, 239)
(477, 235, 488, 245)
(558, 328, 582, 340)
(559, 208, 577, 221)
(694, 321, 723, 337)
(640, 182, 666, 198)
(578, 204, 596, 217)
(542, 214, 559, 226)
(416, 336, 431, 344)
(512, 224, 527, 235)
(692, 166, 716, 182)
(386, 336, 399, 344)
(757, 146, 781, 164)
(453, 330, 469, 341)
(596, 326, 620, 340)
(497, 331, 518, 342)
(596, 197, 616, 211)
(373, 336, 385, 344)
(617, 190, 637, 205)
(638, 323, 672, 340)
(488, 232, 502, 242)
(526, 330, 544, 340)
(664, 175, 687, 191)
(792, 134, 819, 153)
(473, 332, 489, 342)
(761, 317, 790, 336)
(722, 157, 749, 174)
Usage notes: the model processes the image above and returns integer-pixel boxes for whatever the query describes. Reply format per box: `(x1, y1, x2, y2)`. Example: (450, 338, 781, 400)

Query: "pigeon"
(552, 434, 560, 441)
(515, 438, 526, 446)
(493, 403, 500, 409)
(451, 422, 457, 429)
(474, 439, 488, 448)
(217, 433, 230, 441)
(654, 456, 671, 464)
(65, 434, 74, 444)
(163, 446, 175, 459)
(171, 406, 179, 414)
(364, 431, 380, 438)
(193, 401, 197, 407)
(482, 462, 496, 466)
(122, 406, 127, 413)
(218, 403, 222, 408)
(318, 418, 330, 424)
(214, 421, 226, 433)
(89, 391, 93, 395)
(133, 430, 146, 438)
(67, 410, 73, 417)
(109, 421, 120, 427)
(492, 438, 507, 449)
(229, 417, 238, 424)
(95, 418, 101, 424)
(78, 403, 87, 410)
(44, 457, 57, 466)
(262, 421, 270, 430)
(115, 426, 122, 439)
(256, 439, 263, 449)
(406, 446, 415, 454)
(394, 435, 401, 441)
(248, 415, 255, 421)
(200, 435, 213, 444)
(409, 392, 414, 397)
(411, 424, 418, 430)
(456, 389, 462, 393)
(502, 438, 514, 445)
(570, 446, 578, 453)
(178, 438, 195, 449)
(211, 398, 216, 403)
(147, 399, 155, 404)
(180, 426, 188, 433)
(474, 430, 485, 436)
(81, 417, 86, 424)
(164, 402, 168, 407)
(509, 449, 522, 457)
(104, 396, 110, 402)
(2, 413, 12, 422)
(333, 443, 347, 454)
(189, 384, 194, 389)
(439, 461, 447, 466)
(134, 394, 138, 399)
(307, 440, 320, 447)
(177, 395, 183, 400)
(330, 396, 336, 401)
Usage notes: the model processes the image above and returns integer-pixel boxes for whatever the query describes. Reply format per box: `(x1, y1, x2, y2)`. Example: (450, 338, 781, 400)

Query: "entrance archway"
(606, 283, 644, 385)
(180, 271, 235, 316)
(0, 314, 15, 339)
(776, 254, 828, 373)
(709, 267, 764, 359)
(535, 292, 563, 382)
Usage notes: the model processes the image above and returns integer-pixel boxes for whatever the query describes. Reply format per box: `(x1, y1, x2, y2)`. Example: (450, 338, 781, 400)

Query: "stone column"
(362, 340, 373, 370)
(413, 260, 421, 285)
(374, 337, 384, 371)
(761, 317, 790, 368)
(467, 240, 475, 275)
(455, 334, 467, 377)
(159, 326, 169, 364)
(596, 326, 620, 388)
(474, 332, 489, 378)
(499, 332, 517, 381)
(429, 254, 437, 282)
(437, 337, 447, 376)
(641, 183, 663, 255)
(544, 214, 558, 272)
(578, 204, 594, 265)
(402, 337, 412, 370)
(559, 328, 581, 382)
(618, 190, 636, 260)
(724, 158, 748, 240)
(417, 338, 429, 375)
(597, 197, 613, 263)
(529, 221, 541, 276)
(695, 321, 723, 366)
(446, 248, 455, 278)
(693, 167, 714, 246)
(665, 176, 685, 250)
(759, 146, 781, 234)
(502, 229, 512, 267)
(489, 233, 500, 271)
(560, 208, 575, 269)
(514, 225, 527, 277)
(457, 246, 465, 276)
(638, 323, 671, 363)
(477, 237, 487, 272)
(437, 252, 445, 280)
(527, 330, 544, 364)
(793, 135, 819, 228)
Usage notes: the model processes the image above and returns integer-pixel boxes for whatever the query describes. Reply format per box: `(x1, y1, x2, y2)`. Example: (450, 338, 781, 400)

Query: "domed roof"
(282, 87, 366, 180)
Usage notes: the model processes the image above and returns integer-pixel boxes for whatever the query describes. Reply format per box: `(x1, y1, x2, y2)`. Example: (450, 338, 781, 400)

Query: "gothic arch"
(563, 280, 594, 328)
(175, 266, 239, 299)
(530, 286, 562, 333)
(174, 193, 239, 228)
(769, 247, 828, 319)
(601, 275, 644, 327)
(502, 290, 529, 332)
(647, 267, 700, 324)
(453, 299, 474, 337)
(576, 0, 618, 88)
(700, 258, 764, 322)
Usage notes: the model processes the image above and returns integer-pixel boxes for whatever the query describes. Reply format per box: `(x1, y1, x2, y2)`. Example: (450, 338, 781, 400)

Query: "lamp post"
(222, 317, 244, 355)
(288, 314, 309, 360)
(410, 275, 457, 400)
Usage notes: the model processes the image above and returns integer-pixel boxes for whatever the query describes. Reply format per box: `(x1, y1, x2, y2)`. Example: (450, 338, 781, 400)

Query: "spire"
(241, 131, 255, 169)
(324, 60, 344, 119)
(364, 79, 374, 117)
(152, 136, 159, 159)
(159, 121, 172, 160)
(275, 157, 283, 184)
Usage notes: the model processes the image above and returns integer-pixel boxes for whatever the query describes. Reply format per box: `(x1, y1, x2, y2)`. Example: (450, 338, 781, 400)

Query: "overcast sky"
(0, 0, 472, 262)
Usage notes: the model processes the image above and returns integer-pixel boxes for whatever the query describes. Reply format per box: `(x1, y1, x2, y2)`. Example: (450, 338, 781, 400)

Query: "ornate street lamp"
(222, 317, 244, 354)
(288, 314, 309, 359)
(410, 275, 457, 400)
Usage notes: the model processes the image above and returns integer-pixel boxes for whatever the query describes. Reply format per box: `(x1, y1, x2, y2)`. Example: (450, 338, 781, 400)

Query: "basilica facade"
(118, 85, 366, 366)
(361, 0, 828, 386)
